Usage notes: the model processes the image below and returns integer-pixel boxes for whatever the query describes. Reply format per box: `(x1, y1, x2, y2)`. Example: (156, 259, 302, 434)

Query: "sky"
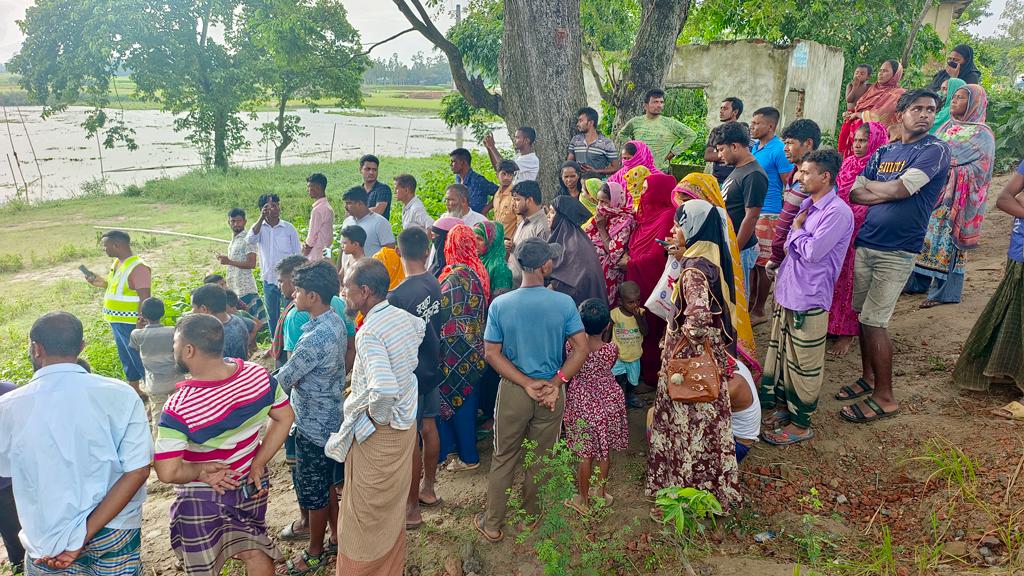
(0, 0, 1008, 66)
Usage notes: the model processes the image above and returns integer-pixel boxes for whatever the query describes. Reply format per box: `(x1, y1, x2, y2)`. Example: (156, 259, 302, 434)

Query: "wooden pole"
(6, 154, 22, 200)
(404, 117, 412, 156)
(2, 105, 29, 201)
(16, 105, 43, 201)
(329, 123, 337, 163)
(90, 225, 229, 243)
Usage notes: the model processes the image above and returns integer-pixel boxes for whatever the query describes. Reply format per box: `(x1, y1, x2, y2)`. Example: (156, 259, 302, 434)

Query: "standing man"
(395, 174, 434, 232)
(247, 193, 302, 337)
(0, 312, 151, 574)
(484, 127, 539, 185)
(339, 187, 396, 266)
(716, 122, 769, 299)
(841, 89, 950, 424)
(450, 148, 498, 215)
(618, 88, 697, 172)
(749, 106, 795, 325)
(0, 380, 25, 576)
(440, 183, 488, 228)
(567, 107, 621, 180)
(360, 154, 393, 220)
(704, 97, 744, 185)
(760, 150, 853, 446)
(303, 173, 334, 261)
(387, 228, 444, 529)
(87, 229, 151, 397)
(769, 119, 822, 274)
(506, 180, 550, 287)
(327, 259, 425, 574)
(475, 238, 588, 543)
(218, 208, 267, 330)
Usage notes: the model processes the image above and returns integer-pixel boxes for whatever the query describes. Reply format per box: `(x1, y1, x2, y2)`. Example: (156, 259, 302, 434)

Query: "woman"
(906, 84, 994, 307)
(624, 166, 652, 212)
(436, 224, 489, 471)
(929, 44, 982, 91)
(584, 180, 635, 306)
(473, 221, 513, 296)
(608, 140, 660, 193)
(646, 199, 740, 510)
(930, 77, 967, 135)
(626, 172, 679, 386)
(838, 59, 905, 158)
(372, 246, 405, 291)
(828, 122, 889, 356)
(548, 195, 608, 305)
(430, 216, 464, 277)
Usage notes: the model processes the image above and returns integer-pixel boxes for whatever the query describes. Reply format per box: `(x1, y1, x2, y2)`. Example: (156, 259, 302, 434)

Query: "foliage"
(439, 93, 503, 143)
(913, 437, 978, 494)
(363, 52, 452, 86)
(447, 0, 503, 83)
(663, 87, 710, 167)
(654, 486, 723, 548)
(988, 88, 1024, 172)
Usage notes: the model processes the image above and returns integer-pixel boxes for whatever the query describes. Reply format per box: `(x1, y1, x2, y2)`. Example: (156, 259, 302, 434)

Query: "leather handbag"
(664, 332, 721, 403)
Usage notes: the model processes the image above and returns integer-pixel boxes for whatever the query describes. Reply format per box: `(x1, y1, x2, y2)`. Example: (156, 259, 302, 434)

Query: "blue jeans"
(110, 322, 144, 382)
(263, 281, 283, 337)
(437, 386, 480, 465)
(741, 245, 759, 300)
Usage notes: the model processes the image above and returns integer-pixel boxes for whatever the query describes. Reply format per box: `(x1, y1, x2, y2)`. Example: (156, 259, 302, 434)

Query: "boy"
(338, 225, 367, 286)
(225, 289, 261, 355)
(129, 297, 182, 435)
(203, 273, 227, 288)
(845, 64, 873, 111)
(492, 159, 520, 239)
(609, 281, 647, 409)
(190, 284, 250, 360)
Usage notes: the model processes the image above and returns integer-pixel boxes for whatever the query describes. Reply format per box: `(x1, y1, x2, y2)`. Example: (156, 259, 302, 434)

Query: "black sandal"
(839, 397, 899, 424)
(835, 378, 873, 401)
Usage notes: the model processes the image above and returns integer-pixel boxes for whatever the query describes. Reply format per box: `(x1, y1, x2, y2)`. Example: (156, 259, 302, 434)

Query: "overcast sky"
(0, 0, 1008, 66)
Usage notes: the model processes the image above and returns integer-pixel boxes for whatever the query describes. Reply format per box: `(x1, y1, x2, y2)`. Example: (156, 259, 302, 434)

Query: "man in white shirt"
(440, 183, 488, 228)
(395, 173, 434, 232)
(485, 126, 539, 185)
(337, 187, 396, 274)
(247, 193, 302, 335)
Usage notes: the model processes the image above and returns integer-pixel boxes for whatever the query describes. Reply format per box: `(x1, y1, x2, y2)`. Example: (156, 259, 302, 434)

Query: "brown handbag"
(664, 332, 721, 403)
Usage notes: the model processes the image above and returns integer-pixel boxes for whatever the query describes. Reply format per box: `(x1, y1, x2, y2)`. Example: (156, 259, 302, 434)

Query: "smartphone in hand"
(79, 265, 96, 281)
(655, 239, 671, 248)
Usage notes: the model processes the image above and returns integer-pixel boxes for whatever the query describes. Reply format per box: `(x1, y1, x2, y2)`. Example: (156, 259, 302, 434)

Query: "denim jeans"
(263, 281, 283, 337)
(110, 322, 144, 382)
(741, 245, 759, 300)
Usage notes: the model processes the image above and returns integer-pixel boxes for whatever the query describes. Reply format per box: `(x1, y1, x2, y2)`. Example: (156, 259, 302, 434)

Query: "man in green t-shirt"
(617, 88, 697, 172)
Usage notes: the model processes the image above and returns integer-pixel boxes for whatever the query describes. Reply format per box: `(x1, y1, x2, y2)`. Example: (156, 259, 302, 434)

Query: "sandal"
(473, 512, 503, 543)
(564, 496, 589, 516)
(278, 520, 310, 541)
(835, 378, 874, 401)
(276, 550, 324, 576)
(840, 397, 899, 424)
(991, 401, 1024, 421)
(762, 427, 815, 446)
(418, 495, 443, 507)
(323, 540, 337, 557)
(761, 410, 790, 428)
(447, 459, 480, 472)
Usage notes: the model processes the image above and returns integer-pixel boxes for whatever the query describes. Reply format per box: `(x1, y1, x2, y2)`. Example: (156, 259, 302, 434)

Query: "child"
(225, 289, 261, 355)
(203, 273, 227, 288)
(609, 281, 648, 409)
(845, 63, 873, 111)
(338, 225, 367, 286)
(728, 359, 760, 463)
(128, 297, 182, 436)
(563, 298, 629, 515)
(492, 159, 520, 240)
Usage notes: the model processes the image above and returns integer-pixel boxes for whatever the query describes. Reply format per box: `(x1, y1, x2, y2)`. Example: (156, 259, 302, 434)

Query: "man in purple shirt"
(760, 149, 853, 446)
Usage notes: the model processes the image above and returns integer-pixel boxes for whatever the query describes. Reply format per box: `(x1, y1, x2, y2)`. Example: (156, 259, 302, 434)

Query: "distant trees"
(363, 52, 453, 86)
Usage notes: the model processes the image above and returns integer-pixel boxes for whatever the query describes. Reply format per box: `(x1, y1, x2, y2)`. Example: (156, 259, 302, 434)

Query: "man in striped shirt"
(155, 314, 294, 576)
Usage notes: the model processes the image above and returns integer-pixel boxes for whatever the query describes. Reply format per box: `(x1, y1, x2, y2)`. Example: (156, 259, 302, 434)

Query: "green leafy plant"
(654, 486, 723, 548)
(988, 88, 1024, 172)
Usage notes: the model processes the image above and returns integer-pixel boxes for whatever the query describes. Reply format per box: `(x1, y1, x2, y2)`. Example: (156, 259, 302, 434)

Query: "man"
(86, 229, 151, 397)
(484, 127, 539, 185)
(704, 97, 744, 185)
(841, 89, 950, 424)
(716, 122, 768, 298)
(768, 119, 821, 274)
(247, 193, 302, 336)
(387, 228, 444, 529)
(567, 107, 620, 180)
(360, 154, 393, 220)
(0, 312, 151, 574)
(492, 160, 520, 239)
(190, 283, 251, 360)
(326, 259, 425, 574)
(475, 238, 588, 543)
(0, 381, 24, 576)
(618, 88, 697, 172)
(749, 106, 795, 324)
(274, 261, 346, 573)
(217, 208, 268, 329)
(395, 173, 434, 232)
(506, 180, 550, 287)
(156, 313, 293, 576)
(450, 148, 498, 215)
(441, 183, 488, 228)
(759, 149, 853, 446)
(338, 187, 396, 273)
(129, 297, 182, 436)
(303, 173, 334, 261)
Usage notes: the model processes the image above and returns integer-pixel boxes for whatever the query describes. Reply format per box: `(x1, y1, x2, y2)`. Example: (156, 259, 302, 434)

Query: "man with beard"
(505, 181, 550, 287)
(566, 107, 620, 180)
(218, 208, 268, 329)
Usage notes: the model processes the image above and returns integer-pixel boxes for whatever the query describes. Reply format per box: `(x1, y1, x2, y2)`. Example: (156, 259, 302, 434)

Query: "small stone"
(463, 558, 482, 574)
(835, 495, 848, 505)
(881, 508, 891, 517)
(954, 530, 966, 539)
(979, 546, 992, 557)
(145, 529, 162, 540)
(944, 541, 968, 557)
(829, 478, 840, 489)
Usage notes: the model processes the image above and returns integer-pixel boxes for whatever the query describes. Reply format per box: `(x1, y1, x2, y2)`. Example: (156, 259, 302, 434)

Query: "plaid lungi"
(26, 528, 141, 576)
(755, 214, 779, 267)
(953, 259, 1024, 393)
(758, 305, 829, 429)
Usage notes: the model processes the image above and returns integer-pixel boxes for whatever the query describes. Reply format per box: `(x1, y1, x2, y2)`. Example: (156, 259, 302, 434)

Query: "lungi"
(759, 305, 829, 428)
(26, 528, 141, 576)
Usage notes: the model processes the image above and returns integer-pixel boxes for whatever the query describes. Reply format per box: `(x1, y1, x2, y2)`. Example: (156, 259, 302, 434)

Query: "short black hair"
(394, 173, 416, 192)
(753, 106, 781, 126)
(223, 290, 240, 308)
(341, 225, 367, 247)
(292, 261, 340, 305)
(511, 180, 542, 204)
(577, 107, 599, 126)
(176, 313, 224, 357)
(30, 311, 83, 357)
(359, 154, 380, 168)
(781, 119, 822, 149)
(446, 183, 470, 202)
(228, 207, 246, 219)
(623, 141, 638, 155)
(348, 258, 390, 298)
(723, 97, 744, 117)
(717, 121, 750, 147)
(449, 148, 472, 165)
(101, 230, 131, 245)
(578, 298, 610, 336)
(258, 193, 280, 208)
(397, 227, 430, 260)
(801, 149, 842, 186)
(277, 254, 309, 276)
(856, 63, 873, 76)
(306, 173, 327, 190)
(191, 284, 227, 314)
(498, 159, 519, 174)
(644, 88, 665, 103)
(342, 186, 369, 205)
(897, 88, 941, 113)
(140, 297, 165, 321)
(516, 126, 536, 144)
(203, 273, 225, 284)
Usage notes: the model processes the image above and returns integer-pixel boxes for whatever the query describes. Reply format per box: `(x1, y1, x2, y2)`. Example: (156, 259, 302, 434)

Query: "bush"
(988, 88, 1024, 172)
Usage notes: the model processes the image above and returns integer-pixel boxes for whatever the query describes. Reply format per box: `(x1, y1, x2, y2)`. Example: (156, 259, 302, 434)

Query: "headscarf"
(585, 180, 634, 240)
(854, 61, 905, 126)
(674, 200, 736, 319)
(626, 172, 678, 298)
(608, 140, 661, 191)
(583, 180, 634, 305)
(430, 216, 463, 277)
(930, 44, 982, 90)
(836, 122, 890, 201)
(624, 166, 651, 212)
(439, 224, 490, 301)
(548, 195, 608, 305)
(373, 246, 405, 291)
(934, 84, 995, 250)
(930, 77, 967, 135)
(473, 221, 513, 295)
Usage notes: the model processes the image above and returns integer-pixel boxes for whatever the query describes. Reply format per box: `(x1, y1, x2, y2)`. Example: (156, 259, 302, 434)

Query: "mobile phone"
(241, 477, 269, 499)
(655, 239, 671, 248)
(79, 265, 96, 280)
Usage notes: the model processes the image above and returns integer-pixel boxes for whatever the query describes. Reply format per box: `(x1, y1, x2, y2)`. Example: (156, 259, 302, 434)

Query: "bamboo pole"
(329, 123, 337, 163)
(91, 225, 229, 243)
(16, 105, 43, 201)
(2, 105, 29, 201)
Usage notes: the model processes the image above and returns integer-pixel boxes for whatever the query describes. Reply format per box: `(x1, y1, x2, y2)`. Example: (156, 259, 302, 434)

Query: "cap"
(515, 237, 563, 270)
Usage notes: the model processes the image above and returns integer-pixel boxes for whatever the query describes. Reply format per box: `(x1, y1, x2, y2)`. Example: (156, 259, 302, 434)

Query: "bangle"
(557, 369, 570, 383)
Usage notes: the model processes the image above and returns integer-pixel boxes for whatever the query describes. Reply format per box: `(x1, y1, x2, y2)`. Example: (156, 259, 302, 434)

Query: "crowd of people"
(1, 45, 1022, 576)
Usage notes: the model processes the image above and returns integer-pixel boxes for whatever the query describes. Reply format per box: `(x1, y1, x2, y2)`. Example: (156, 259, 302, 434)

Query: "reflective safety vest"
(103, 255, 144, 324)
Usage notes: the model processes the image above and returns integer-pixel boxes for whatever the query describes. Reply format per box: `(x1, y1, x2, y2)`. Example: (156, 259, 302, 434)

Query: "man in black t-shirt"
(359, 154, 393, 220)
(387, 227, 443, 529)
(716, 121, 769, 298)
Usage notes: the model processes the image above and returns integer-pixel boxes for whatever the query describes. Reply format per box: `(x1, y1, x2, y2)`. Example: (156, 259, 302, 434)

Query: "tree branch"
(584, 52, 613, 104)
(901, 0, 934, 69)
(336, 27, 417, 69)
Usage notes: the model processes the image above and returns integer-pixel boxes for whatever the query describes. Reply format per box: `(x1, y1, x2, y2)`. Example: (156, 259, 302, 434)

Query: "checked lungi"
(758, 305, 829, 428)
(25, 528, 141, 576)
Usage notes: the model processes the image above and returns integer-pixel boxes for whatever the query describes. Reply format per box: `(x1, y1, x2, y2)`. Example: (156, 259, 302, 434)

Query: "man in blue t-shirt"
(475, 238, 588, 543)
(839, 88, 950, 425)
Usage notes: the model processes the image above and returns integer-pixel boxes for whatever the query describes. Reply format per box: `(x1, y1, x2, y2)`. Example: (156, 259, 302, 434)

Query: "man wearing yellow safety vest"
(85, 230, 151, 397)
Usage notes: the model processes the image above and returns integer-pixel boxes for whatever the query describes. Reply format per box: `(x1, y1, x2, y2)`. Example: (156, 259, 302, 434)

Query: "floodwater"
(0, 106, 506, 203)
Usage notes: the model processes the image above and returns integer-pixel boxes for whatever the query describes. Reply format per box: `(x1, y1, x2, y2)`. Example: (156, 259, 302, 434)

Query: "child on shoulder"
(609, 281, 648, 409)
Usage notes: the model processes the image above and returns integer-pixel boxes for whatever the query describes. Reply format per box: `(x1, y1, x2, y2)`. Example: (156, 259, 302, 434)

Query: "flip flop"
(762, 427, 815, 446)
(405, 520, 422, 530)
(840, 397, 899, 424)
(419, 496, 443, 508)
(564, 497, 589, 516)
(991, 401, 1024, 421)
(835, 378, 874, 401)
(761, 409, 791, 428)
(278, 520, 309, 541)
(473, 512, 503, 543)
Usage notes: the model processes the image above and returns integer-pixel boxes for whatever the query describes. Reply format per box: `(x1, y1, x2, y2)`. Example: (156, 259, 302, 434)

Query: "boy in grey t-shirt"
(129, 297, 183, 434)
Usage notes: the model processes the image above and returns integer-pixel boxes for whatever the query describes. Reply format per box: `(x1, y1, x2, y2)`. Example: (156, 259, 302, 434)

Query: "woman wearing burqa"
(547, 195, 608, 306)
(430, 215, 464, 277)
(928, 44, 982, 91)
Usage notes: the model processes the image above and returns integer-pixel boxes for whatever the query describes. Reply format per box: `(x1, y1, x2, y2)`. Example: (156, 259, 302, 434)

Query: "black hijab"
(548, 196, 607, 305)
(929, 44, 981, 90)
(674, 203, 736, 307)
(430, 227, 449, 277)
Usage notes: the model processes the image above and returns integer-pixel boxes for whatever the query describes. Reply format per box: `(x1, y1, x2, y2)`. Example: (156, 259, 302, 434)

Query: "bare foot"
(827, 336, 854, 357)
(419, 484, 440, 507)
(406, 503, 423, 528)
(750, 313, 769, 327)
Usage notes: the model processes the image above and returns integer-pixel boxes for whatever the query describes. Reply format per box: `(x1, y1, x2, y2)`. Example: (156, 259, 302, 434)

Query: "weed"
(0, 254, 24, 274)
(927, 355, 949, 372)
(836, 525, 897, 576)
(913, 437, 977, 494)
(653, 486, 722, 551)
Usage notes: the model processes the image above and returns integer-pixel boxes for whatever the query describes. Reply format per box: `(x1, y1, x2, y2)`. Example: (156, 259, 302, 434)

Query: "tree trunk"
(500, 0, 585, 202)
(274, 94, 290, 166)
(901, 0, 934, 69)
(213, 111, 228, 171)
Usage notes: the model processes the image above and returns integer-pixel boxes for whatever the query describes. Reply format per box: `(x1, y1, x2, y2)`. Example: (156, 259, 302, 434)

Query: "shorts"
(147, 392, 171, 438)
(417, 387, 440, 430)
(292, 430, 344, 509)
(611, 358, 640, 386)
(852, 246, 915, 329)
(755, 214, 779, 267)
